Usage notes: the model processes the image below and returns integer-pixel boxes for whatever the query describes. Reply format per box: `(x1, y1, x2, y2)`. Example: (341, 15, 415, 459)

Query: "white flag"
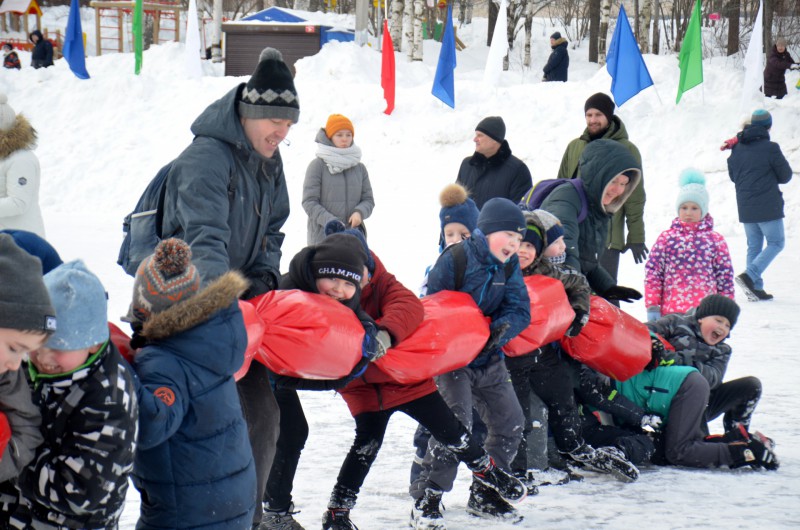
(483, 0, 508, 86)
(185, 0, 203, 78)
(740, 0, 764, 110)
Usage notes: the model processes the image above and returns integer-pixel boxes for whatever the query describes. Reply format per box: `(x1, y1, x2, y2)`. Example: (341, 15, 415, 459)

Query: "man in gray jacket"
(160, 47, 299, 527)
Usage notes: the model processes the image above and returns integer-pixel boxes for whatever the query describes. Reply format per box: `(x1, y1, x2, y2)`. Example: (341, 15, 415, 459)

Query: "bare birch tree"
(390, 0, 404, 50)
(598, 0, 611, 64)
(640, 0, 652, 53)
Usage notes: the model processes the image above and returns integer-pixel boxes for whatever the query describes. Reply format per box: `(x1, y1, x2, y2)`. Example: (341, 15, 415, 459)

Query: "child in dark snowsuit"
(507, 209, 639, 486)
(310, 223, 525, 530)
(410, 198, 529, 527)
(128, 239, 257, 529)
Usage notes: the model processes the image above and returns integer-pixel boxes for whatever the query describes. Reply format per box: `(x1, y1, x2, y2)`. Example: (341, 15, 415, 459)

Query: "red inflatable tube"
(560, 296, 650, 382)
(374, 291, 490, 384)
(249, 290, 365, 380)
(503, 275, 575, 357)
(234, 300, 266, 381)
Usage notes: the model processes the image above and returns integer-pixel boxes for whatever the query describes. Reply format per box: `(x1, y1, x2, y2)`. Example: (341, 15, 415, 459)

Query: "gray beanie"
(532, 209, 565, 247)
(238, 47, 300, 123)
(44, 260, 109, 350)
(475, 116, 506, 143)
(0, 234, 56, 333)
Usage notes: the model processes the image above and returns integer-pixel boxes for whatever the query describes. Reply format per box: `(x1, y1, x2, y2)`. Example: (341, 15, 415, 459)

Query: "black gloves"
(242, 272, 279, 300)
(480, 323, 511, 355)
(601, 285, 642, 303)
(565, 310, 590, 338)
(626, 243, 649, 264)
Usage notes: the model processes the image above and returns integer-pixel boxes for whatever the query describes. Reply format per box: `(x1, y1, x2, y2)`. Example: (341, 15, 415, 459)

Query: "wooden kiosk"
(88, 0, 184, 55)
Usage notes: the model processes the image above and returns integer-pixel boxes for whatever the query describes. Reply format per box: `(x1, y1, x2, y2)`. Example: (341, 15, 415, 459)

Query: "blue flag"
(606, 5, 652, 106)
(63, 0, 90, 79)
(432, 4, 456, 108)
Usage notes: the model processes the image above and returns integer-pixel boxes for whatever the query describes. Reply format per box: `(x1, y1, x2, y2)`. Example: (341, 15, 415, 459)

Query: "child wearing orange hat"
(302, 114, 375, 245)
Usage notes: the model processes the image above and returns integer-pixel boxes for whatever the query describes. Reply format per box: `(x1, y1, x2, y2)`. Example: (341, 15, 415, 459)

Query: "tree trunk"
(726, 0, 740, 55)
(458, 0, 467, 25)
(763, 0, 773, 51)
(391, 0, 403, 50)
(652, 0, 661, 54)
(640, 0, 652, 53)
(523, 0, 533, 67)
(588, 0, 600, 62)
(210, 0, 222, 63)
(411, 0, 424, 60)
(403, 0, 413, 58)
(598, 0, 611, 65)
(634, 0, 640, 43)
(488, 0, 498, 46)
(466, 0, 473, 24)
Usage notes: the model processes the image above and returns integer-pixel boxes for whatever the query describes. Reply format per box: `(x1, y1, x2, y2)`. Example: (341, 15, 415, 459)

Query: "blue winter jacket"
(727, 125, 793, 223)
(543, 38, 569, 81)
(132, 272, 256, 529)
(427, 230, 531, 367)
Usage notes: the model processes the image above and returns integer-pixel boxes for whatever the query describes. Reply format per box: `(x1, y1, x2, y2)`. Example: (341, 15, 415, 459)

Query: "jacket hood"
(577, 139, 641, 215)
(29, 30, 43, 42)
(0, 114, 36, 158)
(551, 38, 568, 48)
(190, 84, 253, 153)
(739, 124, 770, 144)
(470, 140, 512, 167)
(315, 127, 334, 145)
(141, 271, 248, 340)
(283, 246, 364, 314)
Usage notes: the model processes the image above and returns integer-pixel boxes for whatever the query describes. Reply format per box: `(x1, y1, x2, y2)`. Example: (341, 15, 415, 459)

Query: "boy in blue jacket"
(128, 238, 257, 529)
(410, 198, 530, 528)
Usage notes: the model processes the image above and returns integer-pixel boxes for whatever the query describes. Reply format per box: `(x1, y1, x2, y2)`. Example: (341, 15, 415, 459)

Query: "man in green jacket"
(556, 93, 647, 286)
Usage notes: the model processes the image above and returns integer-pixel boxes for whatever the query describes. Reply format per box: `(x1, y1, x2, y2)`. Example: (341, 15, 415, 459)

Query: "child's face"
(517, 241, 538, 269)
(543, 236, 567, 258)
(316, 277, 357, 301)
(331, 130, 353, 148)
(443, 222, 470, 247)
(679, 202, 703, 223)
(602, 174, 630, 206)
(29, 346, 93, 375)
(486, 231, 523, 263)
(698, 316, 731, 346)
(0, 328, 46, 374)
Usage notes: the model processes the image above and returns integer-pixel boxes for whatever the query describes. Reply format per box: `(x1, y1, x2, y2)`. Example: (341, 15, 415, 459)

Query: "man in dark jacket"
(542, 139, 643, 301)
(763, 37, 798, 99)
(159, 47, 298, 527)
(456, 116, 532, 208)
(727, 109, 793, 301)
(556, 92, 646, 289)
(543, 31, 569, 82)
(28, 30, 53, 69)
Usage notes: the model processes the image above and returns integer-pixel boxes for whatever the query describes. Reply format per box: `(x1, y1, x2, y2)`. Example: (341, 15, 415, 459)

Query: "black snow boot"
(466, 480, 524, 524)
(321, 509, 357, 530)
(726, 427, 779, 471)
(410, 488, 446, 530)
(468, 455, 527, 503)
(512, 470, 540, 496)
(565, 443, 639, 482)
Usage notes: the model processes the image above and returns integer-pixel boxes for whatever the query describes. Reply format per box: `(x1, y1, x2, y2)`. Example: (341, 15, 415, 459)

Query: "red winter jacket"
(339, 252, 434, 417)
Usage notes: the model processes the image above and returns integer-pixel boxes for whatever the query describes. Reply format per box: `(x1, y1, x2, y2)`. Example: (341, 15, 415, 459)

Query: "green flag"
(133, 0, 143, 74)
(676, 0, 703, 103)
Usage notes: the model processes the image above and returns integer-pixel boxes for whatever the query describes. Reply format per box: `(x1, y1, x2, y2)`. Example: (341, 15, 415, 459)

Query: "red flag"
(381, 19, 395, 115)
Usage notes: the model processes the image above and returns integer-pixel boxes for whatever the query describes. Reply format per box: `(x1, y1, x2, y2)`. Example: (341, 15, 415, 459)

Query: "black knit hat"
(311, 233, 367, 286)
(475, 116, 506, 143)
(238, 47, 300, 123)
(695, 294, 740, 329)
(550, 31, 561, 40)
(584, 92, 615, 123)
(0, 234, 57, 333)
(523, 223, 544, 256)
(477, 197, 527, 237)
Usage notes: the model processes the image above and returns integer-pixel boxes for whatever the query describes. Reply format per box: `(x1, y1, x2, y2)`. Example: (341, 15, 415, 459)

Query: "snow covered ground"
(1, 12, 799, 529)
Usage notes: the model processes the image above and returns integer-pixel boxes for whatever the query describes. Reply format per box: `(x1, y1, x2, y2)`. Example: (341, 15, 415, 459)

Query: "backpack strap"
(568, 179, 589, 223)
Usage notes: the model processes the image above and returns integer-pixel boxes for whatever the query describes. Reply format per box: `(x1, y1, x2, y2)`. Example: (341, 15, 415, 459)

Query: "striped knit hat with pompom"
(676, 168, 709, 218)
(129, 238, 201, 323)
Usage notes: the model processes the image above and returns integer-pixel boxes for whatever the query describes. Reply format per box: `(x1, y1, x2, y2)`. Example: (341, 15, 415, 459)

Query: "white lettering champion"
(317, 267, 362, 283)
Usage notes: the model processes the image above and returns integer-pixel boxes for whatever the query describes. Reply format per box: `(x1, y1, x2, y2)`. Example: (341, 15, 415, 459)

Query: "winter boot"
(466, 480, 524, 524)
(321, 508, 357, 530)
(410, 488, 446, 530)
(468, 455, 527, 503)
(735, 273, 760, 302)
(517, 467, 572, 487)
(511, 470, 540, 496)
(259, 503, 305, 530)
(565, 443, 639, 482)
(726, 427, 779, 471)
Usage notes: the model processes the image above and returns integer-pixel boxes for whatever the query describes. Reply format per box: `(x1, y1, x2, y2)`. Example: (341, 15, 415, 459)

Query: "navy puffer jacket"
(727, 125, 793, 223)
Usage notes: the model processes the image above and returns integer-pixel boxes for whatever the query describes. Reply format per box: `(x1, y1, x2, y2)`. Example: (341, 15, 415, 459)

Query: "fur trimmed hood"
(0, 115, 37, 159)
(142, 271, 248, 340)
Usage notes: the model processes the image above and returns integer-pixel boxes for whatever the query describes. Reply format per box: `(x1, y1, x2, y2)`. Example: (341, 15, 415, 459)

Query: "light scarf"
(315, 142, 362, 174)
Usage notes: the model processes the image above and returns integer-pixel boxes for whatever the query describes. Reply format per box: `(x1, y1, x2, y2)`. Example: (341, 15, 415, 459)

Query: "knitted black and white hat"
(238, 48, 300, 123)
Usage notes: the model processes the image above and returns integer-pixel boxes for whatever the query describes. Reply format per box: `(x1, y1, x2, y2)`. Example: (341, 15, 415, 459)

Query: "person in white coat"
(0, 93, 44, 237)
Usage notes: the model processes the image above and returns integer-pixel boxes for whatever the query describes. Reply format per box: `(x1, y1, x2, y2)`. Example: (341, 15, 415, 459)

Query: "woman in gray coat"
(302, 114, 375, 245)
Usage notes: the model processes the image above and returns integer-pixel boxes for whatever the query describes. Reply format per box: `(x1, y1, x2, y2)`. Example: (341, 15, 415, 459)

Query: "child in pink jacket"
(645, 170, 734, 321)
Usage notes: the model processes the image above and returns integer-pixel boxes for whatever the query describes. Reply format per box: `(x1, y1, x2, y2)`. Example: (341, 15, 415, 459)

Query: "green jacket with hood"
(556, 116, 645, 251)
(540, 139, 642, 294)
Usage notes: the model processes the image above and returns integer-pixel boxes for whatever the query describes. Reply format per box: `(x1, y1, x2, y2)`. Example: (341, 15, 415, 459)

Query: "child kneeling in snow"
(128, 239, 257, 529)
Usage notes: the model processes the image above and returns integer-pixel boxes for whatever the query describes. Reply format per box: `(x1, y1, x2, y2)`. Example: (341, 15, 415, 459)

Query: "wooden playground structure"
(88, 0, 184, 55)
